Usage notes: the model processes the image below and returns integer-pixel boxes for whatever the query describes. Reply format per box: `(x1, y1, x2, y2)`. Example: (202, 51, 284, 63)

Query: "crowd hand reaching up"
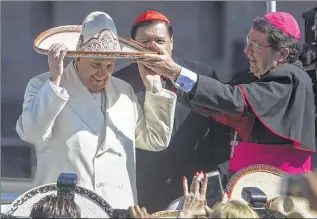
(137, 42, 182, 82)
(303, 169, 317, 211)
(221, 192, 229, 204)
(178, 171, 208, 218)
(129, 205, 153, 218)
(48, 43, 68, 87)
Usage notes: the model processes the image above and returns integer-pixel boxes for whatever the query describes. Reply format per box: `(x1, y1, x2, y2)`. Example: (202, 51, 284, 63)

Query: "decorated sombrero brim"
(269, 196, 317, 218)
(3, 183, 113, 218)
(33, 25, 158, 59)
(151, 210, 207, 218)
(152, 210, 180, 218)
(225, 164, 286, 205)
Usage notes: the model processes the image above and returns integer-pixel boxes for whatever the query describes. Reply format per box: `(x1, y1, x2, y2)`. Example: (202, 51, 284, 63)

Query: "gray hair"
(252, 16, 303, 63)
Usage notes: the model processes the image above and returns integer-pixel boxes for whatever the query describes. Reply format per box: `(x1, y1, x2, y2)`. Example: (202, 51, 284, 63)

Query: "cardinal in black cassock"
(114, 10, 231, 212)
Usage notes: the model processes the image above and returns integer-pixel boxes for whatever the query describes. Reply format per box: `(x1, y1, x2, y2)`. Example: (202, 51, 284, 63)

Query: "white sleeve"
(16, 77, 69, 145)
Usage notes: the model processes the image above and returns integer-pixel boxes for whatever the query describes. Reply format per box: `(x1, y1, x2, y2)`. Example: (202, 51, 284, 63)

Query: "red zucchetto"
(133, 10, 171, 25)
(264, 11, 301, 39)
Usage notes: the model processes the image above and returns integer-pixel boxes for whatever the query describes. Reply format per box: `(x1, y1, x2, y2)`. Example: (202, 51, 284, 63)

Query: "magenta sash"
(229, 142, 312, 173)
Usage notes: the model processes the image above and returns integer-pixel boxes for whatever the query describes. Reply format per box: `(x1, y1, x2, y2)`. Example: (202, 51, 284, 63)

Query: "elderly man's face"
(135, 22, 173, 55)
(75, 57, 115, 93)
(244, 28, 283, 77)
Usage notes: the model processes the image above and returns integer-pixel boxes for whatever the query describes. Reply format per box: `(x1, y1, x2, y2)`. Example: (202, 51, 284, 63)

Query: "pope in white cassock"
(16, 11, 177, 210)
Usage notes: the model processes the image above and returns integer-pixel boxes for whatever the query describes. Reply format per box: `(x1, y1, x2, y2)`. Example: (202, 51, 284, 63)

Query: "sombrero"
(268, 196, 317, 218)
(225, 164, 285, 205)
(151, 210, 207, 218)
(2, 183, 113, 218)
(152, 210, 180, 218)
(33, 11, 157, 59)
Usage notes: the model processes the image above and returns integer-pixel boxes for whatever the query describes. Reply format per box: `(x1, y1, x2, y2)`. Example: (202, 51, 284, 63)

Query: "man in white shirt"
(16, 11, 177, 210)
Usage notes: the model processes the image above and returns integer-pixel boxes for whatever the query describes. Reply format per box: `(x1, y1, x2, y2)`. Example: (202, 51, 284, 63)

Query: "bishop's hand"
(137, 42, 182, 82)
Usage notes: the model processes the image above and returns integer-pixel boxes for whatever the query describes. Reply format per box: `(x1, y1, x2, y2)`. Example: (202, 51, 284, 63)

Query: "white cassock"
(16, 61, 177, 209)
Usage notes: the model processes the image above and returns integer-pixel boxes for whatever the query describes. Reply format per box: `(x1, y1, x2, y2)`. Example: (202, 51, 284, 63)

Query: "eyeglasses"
(246, 36, 272, 49)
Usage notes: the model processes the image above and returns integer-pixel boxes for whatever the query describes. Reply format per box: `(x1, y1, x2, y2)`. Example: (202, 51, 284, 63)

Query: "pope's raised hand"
(137, 62, 162, 93)
(48, 43, 68, 86)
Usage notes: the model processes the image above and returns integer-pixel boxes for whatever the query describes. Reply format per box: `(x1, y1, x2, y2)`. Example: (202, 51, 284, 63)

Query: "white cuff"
(48, 80, 68, 98)
(174, 67, 198, 93)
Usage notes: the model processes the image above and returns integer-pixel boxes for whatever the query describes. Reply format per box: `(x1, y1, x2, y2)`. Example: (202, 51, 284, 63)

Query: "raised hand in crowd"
(281, 169, 317, 211)
(178, 171, 208, 218)
(303, 169, 317, 211)
(221, 192, 229, 204)
(129, 205, 153, 218)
